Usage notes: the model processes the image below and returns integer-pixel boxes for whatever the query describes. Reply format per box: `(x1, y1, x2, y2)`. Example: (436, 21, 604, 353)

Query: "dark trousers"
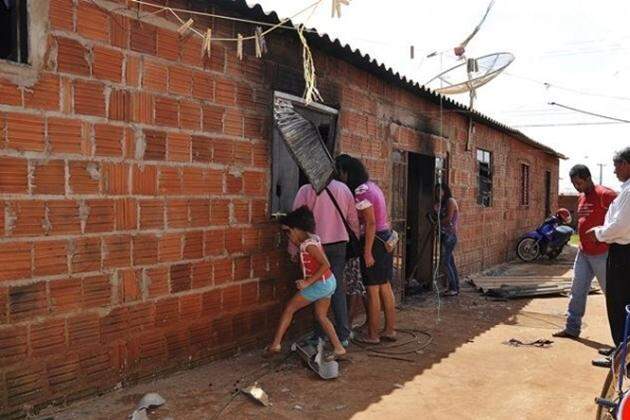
(313, 242, 351, 342)
(605, 243, 630, 347)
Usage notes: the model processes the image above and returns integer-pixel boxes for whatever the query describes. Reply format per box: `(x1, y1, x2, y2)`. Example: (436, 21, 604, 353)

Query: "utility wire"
(512, 121, 628, 128)
(548, 102, 630, 123)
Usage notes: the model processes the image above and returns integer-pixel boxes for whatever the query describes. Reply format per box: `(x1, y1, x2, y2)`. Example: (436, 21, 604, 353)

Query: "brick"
(77, 2, 110, 42)
(93, 46, 124, 82)
(138, 332, 167, 369)
(189, 199, 210, 227)
(213, 138, 234, 165)
(192, 71, 213, 101)
(56, 37, 90, 76)
(6, 201, 46, 237)
(213, 257, 232, 284)
(129, 302, 155, 332)
(183, 231, 203, 260)
(130, 20, 157, 55)
(180, 35, 203, 68)
(146, 266, 169, 297)
(206, 169, 224, 194)
(48, 118, 88, 154)
(157, 28, 179, 61)
(178, 293, 202, 320)
(243, 171, 265, 195)
(60, 76, 73, 113)
(131, 91, 154, 124)
(226, 172, 243, 194)
(103, 235, 132, 268)
(215, 79, 236, 106)
(6, 113, 45, 152)
(155, 96, 179, 128)
(205, 43, 226, 73)
(210, 199, 230, 225)
(0, 326, 28, 367)
(200, 289, 221, 318)
(204, 229, 225, 256)
(167, 132, 191, 162)
(221, 285, 241, 311)
(168, 66, 192, 96)
(252, 142, 268, 167)
(243, 228, 259, 254)
(49, 0, 74, 31)
(170, 263, 191, 293)
(191, 260, 212, 289)
(0, 287, 6, 324)
(159, 166, 182, 196)
(74, 80, 106, 117)
(84, 199, 115, 233)
(102, 163, 130, 195)
(115, 199, 138, 231)
(224, 108, 243, 137)
(202, 105, 224, 133)
(182, 168, 206, 196)
(155, 297, 179, 326)
(108, 89, 131, 122)
(121, 269, 140, 302)
(236, 83, 254, 109)
(30, 318, 66, 357)
(241, 281, 258, 305)
(46, 353, 81, 397)
(191, 135, 211, 162)
(133, 234, 158, 265)
(34, 240, 68, 277)
(139, 199, 164, 229)
(80, 348, 114, 386)
(0, 157, 28, 193)
(48, 200, 81, 235)
(69, 161, 101, 194)
(9, 282, 47, 321)
(226, 228, 243, 254)
(82, 274, 111, 307)
(23, 73, 59, 110)
(94, 124, 124, 157)
(50, 278, 82, 313)
(234, 257, 252, 282)
(126, 54, 141, 87)
(233, 200, 249, 224)
(6, 362, 47, 406)
(166, 200, 188, 229)
(0, 242, 32, 281)
(132, 165, 158, 195)
(158, 233, 182, 263)
(71, 237, 102, 273)
(110, 12, 130, 48)
(33, 160, 66, 195)
(68, 313, 100, 347)
(143, 60, 167, 91)
(143, 129, 167, 160)
(0, 78, 22, 106)
(244, 116, 265, 140)
(179, 100, 201, 130)
(234, 141, 252, 165)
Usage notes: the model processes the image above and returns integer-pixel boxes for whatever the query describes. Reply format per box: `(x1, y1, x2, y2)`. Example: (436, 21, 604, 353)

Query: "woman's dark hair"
(278, 206, 316, 233)
(439, 184, 453, 208)
(335, 154, 369, 192)
(569, 164, 591, 180)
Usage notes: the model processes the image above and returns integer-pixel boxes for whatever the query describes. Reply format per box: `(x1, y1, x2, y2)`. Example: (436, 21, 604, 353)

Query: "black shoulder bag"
(324, 187, 362, 260)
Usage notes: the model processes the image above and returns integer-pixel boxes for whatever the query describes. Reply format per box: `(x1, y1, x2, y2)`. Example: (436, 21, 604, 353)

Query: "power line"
(511, 121, 628, 128)
(548, 102, 630, 123)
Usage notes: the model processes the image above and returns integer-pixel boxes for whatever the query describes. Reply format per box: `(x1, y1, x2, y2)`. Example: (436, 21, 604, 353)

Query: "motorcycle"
(516, 208, 574, 262)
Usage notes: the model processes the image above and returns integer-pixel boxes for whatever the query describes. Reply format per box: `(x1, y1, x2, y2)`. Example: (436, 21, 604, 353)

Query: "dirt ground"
(44, 248, 612, 420)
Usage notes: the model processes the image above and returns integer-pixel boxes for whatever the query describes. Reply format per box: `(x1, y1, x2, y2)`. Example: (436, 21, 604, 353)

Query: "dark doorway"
(544, 170, 552, 218)
(405, 153, 436, 290)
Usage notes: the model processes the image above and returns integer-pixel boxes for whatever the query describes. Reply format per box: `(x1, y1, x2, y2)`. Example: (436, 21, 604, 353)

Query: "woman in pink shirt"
(335, 155, 397, 344)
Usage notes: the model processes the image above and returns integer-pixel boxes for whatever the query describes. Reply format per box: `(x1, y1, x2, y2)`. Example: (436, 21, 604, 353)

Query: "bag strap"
(323, 187, 358, 241)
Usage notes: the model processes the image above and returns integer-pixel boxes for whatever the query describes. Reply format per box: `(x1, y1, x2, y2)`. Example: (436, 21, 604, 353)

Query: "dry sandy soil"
(44, 248, 612, 419)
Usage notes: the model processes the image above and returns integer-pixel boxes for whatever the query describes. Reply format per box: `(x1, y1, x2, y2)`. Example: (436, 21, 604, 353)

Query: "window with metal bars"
(476, 148, 492, 207)
(520, 163, 530, 206)
(0, 0, 29, 65)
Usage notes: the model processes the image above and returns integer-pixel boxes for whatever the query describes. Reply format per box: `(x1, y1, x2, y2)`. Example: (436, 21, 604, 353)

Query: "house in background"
(0, 0, 564, 415)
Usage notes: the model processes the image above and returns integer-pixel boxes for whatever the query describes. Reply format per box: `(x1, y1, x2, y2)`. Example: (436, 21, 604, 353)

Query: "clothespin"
(201, 28, 212, 58)
(177, 18, 194, 35)
(331, 0, 350, 18)
(254, 26, 267, 58)
(237, 33, 243, 60)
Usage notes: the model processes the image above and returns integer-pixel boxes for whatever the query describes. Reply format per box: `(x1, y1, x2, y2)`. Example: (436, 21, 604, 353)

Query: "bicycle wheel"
(597, 370, 615, 420)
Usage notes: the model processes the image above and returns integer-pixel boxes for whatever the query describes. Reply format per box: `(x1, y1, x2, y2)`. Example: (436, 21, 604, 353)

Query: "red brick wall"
(0, 0, 558, 415)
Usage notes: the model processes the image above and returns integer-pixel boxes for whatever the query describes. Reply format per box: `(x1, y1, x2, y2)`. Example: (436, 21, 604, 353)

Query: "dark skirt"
(360, 230, 394, 286)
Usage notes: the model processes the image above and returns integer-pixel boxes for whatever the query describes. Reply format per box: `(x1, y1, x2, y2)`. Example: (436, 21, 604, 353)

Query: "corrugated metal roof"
(212, 0, 567, 159)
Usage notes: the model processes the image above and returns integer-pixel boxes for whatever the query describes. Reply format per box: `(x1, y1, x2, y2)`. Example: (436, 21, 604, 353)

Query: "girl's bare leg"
(269, 294, 311, 350)
(314, 298, 346, 354)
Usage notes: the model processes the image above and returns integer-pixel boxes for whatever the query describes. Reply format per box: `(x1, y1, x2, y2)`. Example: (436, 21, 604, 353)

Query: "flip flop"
(354, 335, 380, 345)
(380, 334, 398, 342)
(262, 346, 281, 359)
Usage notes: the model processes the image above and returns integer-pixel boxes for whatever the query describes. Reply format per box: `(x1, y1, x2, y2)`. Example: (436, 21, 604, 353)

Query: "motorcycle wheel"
(547, 248, 562, 259)
(516, 237, 540, 262)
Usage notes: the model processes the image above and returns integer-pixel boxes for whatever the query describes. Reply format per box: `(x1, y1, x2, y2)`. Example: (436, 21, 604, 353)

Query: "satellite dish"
(426, 52, 515, 108)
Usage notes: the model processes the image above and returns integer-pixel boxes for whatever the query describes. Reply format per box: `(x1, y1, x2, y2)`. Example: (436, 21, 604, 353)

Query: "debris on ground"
(505, 338, 554, 348)
(468, 275, 599, 299)
(129, 393, 165, 420)
(291, 339, 340, 380)
(240, 383, 272, 407)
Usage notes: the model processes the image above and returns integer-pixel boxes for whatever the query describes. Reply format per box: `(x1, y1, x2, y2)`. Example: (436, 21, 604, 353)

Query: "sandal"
(380, 333, 397, 342)
(262, 346, 281, 359)
(353, 335, 380, 345)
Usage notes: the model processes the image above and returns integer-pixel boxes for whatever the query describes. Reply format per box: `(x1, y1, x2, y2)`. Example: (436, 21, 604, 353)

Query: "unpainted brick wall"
(0, 0, 559, 415)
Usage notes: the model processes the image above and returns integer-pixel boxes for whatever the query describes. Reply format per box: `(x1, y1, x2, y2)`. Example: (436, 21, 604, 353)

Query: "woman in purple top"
(335, 155, 396, 343)
(437, 184, 460, 296)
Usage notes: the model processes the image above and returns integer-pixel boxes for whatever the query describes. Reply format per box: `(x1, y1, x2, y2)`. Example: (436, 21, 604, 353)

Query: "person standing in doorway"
(336, 155, 397, 344)
(291, 177, 359, 347)
(553, 165, 616, 343)
(586, 147, 630, 367)
(437, 184, 461, 296)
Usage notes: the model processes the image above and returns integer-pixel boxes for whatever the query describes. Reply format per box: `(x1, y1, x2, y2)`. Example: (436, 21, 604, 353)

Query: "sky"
(249, 0, 630, 193)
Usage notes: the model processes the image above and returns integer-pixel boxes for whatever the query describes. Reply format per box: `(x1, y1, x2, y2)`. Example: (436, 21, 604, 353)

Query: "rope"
(351, 328, 433, 356)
